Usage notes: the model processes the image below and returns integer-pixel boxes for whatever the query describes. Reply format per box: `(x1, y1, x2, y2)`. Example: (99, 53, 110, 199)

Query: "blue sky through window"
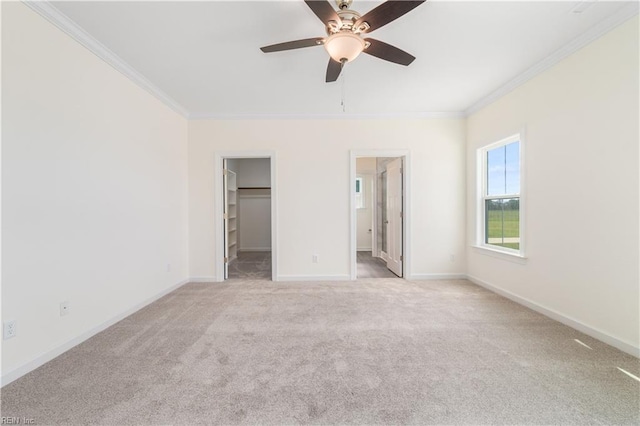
(487, 141, 520, 196)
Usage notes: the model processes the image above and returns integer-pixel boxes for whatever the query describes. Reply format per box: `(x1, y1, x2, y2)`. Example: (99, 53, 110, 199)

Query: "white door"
(386, 158, 403, 276)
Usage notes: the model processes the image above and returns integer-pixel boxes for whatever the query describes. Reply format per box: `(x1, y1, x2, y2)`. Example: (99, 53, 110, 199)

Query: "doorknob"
(384, 220, 389, 224)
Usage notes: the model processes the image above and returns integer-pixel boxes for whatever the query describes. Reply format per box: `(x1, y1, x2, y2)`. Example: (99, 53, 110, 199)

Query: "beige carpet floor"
(1, 278, 639, 425)
(228, 251, 272, 280)
(357, 251, 398, 279)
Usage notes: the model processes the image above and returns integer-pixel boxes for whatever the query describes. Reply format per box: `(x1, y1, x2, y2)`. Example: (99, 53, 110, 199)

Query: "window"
(479, 135, 522, 254)
(355, 177, 364, 209)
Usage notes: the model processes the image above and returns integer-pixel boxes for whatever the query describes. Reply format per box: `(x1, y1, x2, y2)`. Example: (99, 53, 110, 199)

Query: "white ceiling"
(50, 1, 636, 117)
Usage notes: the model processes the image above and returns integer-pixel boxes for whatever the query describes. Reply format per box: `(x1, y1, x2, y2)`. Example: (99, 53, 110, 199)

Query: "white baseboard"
(357, 248, 373, 252)
(409, 273, 467, 280)
(188, 277, 220, 283)
(1, 278, 190, 387)
(466, 274, 640, 358)
(277, 275, 351, 282)
(238, 248, 271, 252)
(4, 273, 634, 388)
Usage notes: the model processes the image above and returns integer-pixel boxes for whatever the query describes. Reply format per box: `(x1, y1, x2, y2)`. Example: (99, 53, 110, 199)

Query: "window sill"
(471, 245, 528, 264)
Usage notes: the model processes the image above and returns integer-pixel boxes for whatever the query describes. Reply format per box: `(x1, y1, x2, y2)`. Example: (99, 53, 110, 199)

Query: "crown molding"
(22, 1, 638, 121)
(23, 1, 190, 118)
(465, 1, 639, 116)
(188, 111, 466, 120)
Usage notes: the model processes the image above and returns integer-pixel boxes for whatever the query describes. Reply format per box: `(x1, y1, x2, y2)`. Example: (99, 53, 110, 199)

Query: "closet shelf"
(226, 169, 238, 263)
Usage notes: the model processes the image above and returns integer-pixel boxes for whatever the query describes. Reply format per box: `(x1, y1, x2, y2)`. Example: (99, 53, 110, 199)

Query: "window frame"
(477, 133, 525, 257)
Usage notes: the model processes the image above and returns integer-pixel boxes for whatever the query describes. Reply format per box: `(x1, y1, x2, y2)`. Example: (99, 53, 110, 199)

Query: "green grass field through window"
(486, 199, 520, 250)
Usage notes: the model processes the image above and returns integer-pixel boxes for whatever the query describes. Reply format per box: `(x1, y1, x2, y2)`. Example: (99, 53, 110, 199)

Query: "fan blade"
(363, 38, 415, 66)
(326, 58, 343, 82)
(355, 1, 426, 33)
(304, 0, 341, 25)
(261, 37, 324, 53)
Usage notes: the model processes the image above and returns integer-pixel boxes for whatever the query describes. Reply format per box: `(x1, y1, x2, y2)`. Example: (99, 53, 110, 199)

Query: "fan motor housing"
(327, 9, 366, 35)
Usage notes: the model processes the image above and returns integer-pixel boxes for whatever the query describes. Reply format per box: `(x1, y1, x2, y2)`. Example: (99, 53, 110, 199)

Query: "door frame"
(214, 151, 277, 282)
(349, 150, 411, 280)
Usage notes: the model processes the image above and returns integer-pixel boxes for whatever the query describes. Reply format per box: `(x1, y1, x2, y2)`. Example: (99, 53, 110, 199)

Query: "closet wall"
(235, 159, 272, 251)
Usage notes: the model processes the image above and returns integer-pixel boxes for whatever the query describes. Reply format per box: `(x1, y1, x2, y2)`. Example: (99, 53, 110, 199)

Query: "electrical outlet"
(60, 301, 70, 316)
(4, 320, 17, 340)
(312, 254, 319, 263)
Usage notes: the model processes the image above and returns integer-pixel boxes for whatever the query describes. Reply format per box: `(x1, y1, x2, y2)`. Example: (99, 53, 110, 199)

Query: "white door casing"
(349, 150, 410, 281)
(215, 151, 277, 282)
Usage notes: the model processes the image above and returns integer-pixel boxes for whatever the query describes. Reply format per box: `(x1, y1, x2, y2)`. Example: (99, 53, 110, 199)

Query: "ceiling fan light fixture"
(324, 32, 365, 62)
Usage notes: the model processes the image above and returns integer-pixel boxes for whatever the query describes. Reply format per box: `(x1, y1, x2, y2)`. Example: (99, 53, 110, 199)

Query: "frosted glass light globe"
(324, 32, 365, 62)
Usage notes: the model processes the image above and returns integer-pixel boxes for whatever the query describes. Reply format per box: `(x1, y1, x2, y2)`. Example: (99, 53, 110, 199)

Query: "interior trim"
(188, 277, 220, 283)
(350, 150, 411, 281)
(1, 278, 190, 387)
(23, 1, 190, 118)
(23, 1, 638, 120)
(410, 273, 467, 280)
(467, 274, 640, 358)
(465, 2, 639, 116)
(214, 151, 278, 282)
(188, 112, 466, 120)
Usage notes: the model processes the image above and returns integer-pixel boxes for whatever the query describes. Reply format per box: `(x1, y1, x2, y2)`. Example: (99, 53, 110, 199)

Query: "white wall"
(1, 3, 189, 383)
(189, 118, 467, 281)
(466, 17, 639, 353)
(356, 158, 376, 251)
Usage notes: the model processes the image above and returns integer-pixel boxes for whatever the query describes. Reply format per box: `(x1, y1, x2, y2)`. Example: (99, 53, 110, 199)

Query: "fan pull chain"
(341, 60, 347, 113)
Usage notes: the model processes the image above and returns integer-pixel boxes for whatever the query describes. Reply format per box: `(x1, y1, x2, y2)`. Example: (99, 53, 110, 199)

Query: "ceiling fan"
(260, 0, 426, 82)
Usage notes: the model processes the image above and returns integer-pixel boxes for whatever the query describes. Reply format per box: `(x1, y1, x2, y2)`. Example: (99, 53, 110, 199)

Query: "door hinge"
(223, 169, 228, 176)
(223, 213, 228, 220)
(400, 211, 403, 218)
(400, 255, 403, 261)
(224, 257, 228, 263)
